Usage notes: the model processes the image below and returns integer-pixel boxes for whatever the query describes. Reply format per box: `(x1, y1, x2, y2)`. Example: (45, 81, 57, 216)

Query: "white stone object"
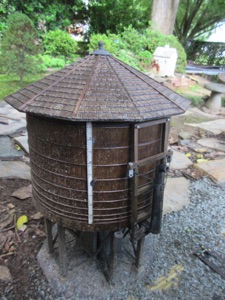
(153, 45, 178, 77)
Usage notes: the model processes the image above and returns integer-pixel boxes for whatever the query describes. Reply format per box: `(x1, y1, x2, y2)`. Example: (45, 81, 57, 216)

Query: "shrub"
(39, 55, 66, 69)
(88, 27, 187, 73)
(88, 33, 121, 54)
(43, 29, 78, 61)
(144, 28, 187, 73)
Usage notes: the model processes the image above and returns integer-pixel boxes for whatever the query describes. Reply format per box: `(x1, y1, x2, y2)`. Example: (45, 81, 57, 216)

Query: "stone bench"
(204, 82, 225, 110)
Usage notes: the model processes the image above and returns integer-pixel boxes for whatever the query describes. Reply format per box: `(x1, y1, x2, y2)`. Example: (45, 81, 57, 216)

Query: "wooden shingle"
(5, 50, 190, 122)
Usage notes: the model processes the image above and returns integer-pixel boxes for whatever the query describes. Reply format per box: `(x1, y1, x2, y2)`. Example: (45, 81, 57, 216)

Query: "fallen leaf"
(146, 265, 184, 292)
(12, 185, 32, 200)
(18, 224, 27, 232)
(194, 148, 207, 153)
(185, 153, 191, 157)
(7, 203, 15, 210)
(16, 215, 28, 230)
(15, 144, 21, 151)
(35, 228, 46, 237)
(197, 158, 210, 163)
(0, 211, 15, 230)
(30, 212, 43, 220)
(196, 153, 203, 159)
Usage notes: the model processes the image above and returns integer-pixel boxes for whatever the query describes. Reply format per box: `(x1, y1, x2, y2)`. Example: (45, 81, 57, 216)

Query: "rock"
(164, 177, 190, 214)
(170, 150, 193, 170)
(197, 138, 225, 152)
(178, 131, 192, 140)
(193, 158, 225, 184)
(204, 82, 225, 110)
(12, 185, 32, 200)
(0, 265, 12, 282)
(179, 139, 191, 146)
(13, 134, 29, 155)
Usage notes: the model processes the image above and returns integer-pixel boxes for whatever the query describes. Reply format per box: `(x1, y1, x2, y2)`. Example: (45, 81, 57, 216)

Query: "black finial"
(91, 41, 110, 56)
(98, 41, 104, 50)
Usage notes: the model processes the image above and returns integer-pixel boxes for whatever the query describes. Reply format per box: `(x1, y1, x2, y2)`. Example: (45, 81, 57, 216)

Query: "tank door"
(129, 118, 171, 236)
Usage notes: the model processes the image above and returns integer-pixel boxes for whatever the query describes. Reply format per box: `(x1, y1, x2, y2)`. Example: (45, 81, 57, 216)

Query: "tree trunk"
(151, 0, 180, 35)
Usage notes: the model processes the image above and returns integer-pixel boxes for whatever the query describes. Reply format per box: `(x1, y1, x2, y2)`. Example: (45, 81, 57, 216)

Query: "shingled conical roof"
(5, 43, 190, 122)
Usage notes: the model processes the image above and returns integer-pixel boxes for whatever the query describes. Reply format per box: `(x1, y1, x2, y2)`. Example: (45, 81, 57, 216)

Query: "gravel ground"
(145, 177, 225, 300)
(1, 177, 225, 299)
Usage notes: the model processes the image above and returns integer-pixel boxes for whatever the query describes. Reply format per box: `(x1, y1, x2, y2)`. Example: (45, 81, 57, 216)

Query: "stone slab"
(170, 150, 193, 170)
(0, 101, 26, 136)
(0, 161, 31, 180)
(186, 119, 225, 135)
(163, 177, 190, 215)
(193, 158, 225, 184)
(205, 82, 225, 93)
(197, 138, 225, 152)
(13, 134, 29, 154)
(0, 101, 25, 120)
(0, 136, 24, 159)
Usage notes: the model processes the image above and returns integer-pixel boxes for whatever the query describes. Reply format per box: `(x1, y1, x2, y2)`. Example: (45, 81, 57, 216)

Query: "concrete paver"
(0, 136, 24, 159)
(0, 161, 31, 180)
(164, 177, 190, 214)
(0, 101, 26, 136)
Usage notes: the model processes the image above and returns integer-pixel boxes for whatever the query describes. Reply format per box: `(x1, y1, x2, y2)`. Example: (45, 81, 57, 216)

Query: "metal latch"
(127, 162, 135, 178)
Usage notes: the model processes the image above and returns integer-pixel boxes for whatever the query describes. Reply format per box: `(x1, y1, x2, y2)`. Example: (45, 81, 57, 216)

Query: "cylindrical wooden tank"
(5, 42, 190, 234)
(27, 114, 169, 231)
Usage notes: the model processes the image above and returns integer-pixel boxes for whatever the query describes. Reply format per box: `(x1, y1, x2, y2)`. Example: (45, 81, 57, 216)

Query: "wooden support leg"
(108, 232, 115, 281)
(45, 218, 54, 254)
(58, 225, 67, 277)
(135, 236, 145, 268)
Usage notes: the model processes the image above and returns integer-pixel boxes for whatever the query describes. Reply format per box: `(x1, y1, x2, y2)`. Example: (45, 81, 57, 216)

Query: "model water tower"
(5, 42, 190, 279)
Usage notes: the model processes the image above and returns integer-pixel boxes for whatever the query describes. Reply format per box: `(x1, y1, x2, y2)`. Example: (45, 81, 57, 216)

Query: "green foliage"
(39, 55, 66, 69)
(186, 40, 225, 66)
(88, 33, 121, 54)
(0, 12, 42, 82)
(89, 26, 187, 73)
(43, 29, 78, 60)
(88, 0, 152, 34)
(0, 0, 87, 32)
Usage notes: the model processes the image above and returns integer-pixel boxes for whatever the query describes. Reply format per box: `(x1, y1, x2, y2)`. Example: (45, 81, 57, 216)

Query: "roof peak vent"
(91, 41, 111, 56)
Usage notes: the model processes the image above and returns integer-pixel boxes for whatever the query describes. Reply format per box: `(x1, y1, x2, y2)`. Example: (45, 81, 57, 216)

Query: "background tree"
(151, 0, 180, 35)
(175, 0, 225, 45)
(0, 12, 42, 82)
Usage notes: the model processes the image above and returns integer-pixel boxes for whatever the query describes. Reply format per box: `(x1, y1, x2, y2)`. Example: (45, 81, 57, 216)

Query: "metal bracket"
(127, 162, 138, 178)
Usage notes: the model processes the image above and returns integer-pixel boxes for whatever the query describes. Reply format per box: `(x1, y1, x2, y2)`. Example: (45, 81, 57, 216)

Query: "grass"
(180, 94, 204, 107)
(0, 73, 47, 101)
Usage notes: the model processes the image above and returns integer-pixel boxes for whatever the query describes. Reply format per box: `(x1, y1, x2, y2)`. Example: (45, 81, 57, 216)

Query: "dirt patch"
(0, 178, 52, 299)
